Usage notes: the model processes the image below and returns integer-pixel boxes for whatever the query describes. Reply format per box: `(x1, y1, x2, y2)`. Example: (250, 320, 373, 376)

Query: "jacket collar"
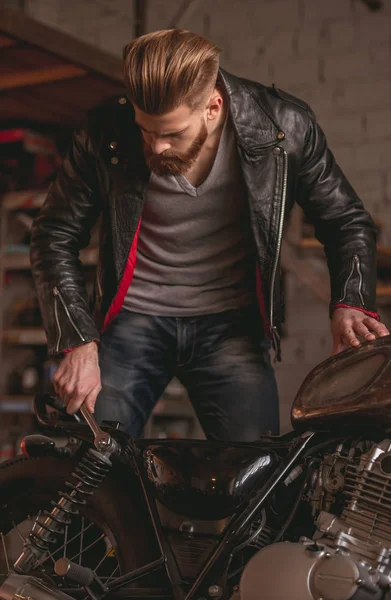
(218, 68, 282, 153)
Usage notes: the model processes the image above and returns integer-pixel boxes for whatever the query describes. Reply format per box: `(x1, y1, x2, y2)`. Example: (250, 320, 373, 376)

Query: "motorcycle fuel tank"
(292, 335, 391, 431)
(141, 440, 279, 519)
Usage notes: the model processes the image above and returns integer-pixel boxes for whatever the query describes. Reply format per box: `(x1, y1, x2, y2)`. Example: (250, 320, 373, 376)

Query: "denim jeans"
(94, 306, 279, 441)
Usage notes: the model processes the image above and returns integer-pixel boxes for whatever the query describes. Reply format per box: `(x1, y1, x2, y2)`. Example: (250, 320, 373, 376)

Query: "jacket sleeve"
(296, 107, 378, 318)
(30, 124, 102, 356)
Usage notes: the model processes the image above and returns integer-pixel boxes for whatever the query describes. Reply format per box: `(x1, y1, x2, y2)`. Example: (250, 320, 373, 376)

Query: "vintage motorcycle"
(1, 335, 391, 600)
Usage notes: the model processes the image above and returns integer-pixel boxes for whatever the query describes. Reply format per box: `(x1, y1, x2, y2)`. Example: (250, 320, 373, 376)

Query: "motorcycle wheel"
(0, 454, 166, 598)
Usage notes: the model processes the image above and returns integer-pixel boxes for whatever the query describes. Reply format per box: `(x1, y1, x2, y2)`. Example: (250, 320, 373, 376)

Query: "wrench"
(80, 405, 118, 455)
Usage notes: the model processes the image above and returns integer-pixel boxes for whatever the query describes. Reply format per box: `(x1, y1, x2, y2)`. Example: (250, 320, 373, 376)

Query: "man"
(31, 29, 389, 442)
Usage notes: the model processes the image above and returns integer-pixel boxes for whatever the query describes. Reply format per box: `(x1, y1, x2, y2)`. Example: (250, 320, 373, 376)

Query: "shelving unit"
(0, 8, 203, 455)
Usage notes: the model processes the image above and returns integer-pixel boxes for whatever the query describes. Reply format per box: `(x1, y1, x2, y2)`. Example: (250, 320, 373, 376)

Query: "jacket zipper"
(53, 291, 62, 354)
(269, 148, 288, 359)
(355, 255, 365, 306)
(53, 287, 86, 352)
(338, 254, 364, 306)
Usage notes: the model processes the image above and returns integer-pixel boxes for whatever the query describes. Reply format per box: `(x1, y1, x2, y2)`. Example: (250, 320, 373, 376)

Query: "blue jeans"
(94, 306, 279, 441)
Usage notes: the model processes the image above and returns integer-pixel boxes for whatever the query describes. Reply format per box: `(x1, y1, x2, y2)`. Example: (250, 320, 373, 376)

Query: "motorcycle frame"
(33, 401, 320, 600)
(131, 431, 317, 600)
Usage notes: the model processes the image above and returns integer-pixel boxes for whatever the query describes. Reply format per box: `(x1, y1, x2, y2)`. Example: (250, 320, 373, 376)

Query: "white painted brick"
(288, 84, 335, 119)
(326, 20, 357, 53)
(246, 0, 301, 29)
(366, 109, 391, 140)
(350, 172, 385, 214)
(372, 209, 391, 245)
(258, 29, 297, 63)
(27, 0, 61, 28)
(318, 114, 363, 145)
(146, 0, 188, 32)
(303, 0, 353, 22)
(95, 0, 137, 16)
(353, 171, 385, 196)
(209, 0, 269, 40)
(355, 1, 391, 42)
(330, 145, 358, 174)
(356, 140, 391, 171)
(324, 48, 374, 82)
(224, 54, 273, 85)
(55, 1, 103, 47)
(369, 43, 391, 78)
(97, 12, 134, 56)
(293, 24, 325, 57)
(333, 79, 391, 113)
(272, 56, 320, 86)
(385, 173, 391, 206)
(209, 0, 300, 41)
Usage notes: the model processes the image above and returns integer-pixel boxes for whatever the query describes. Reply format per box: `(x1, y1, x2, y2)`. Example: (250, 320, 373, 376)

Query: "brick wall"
(3, 0, 391, 431)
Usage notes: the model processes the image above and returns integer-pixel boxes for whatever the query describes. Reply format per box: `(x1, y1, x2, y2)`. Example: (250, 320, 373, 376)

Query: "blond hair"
(123, 29, 221, 114)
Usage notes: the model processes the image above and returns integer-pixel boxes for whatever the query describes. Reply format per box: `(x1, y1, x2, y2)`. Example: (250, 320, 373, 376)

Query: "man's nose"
(150, 138, 171, 155)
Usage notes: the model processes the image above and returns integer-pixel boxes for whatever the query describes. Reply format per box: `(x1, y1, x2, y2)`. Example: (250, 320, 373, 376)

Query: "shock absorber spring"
(14, 449, 112, 574)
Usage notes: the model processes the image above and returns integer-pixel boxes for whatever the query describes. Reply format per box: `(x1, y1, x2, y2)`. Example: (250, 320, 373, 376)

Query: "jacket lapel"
(219, 69, 286, 286)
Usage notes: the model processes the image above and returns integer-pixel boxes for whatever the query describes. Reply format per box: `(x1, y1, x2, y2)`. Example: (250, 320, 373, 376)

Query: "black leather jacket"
(30, 68, 378, 360)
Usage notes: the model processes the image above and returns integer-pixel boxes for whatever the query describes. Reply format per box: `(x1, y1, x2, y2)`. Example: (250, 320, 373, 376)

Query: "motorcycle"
(1, 335, 391, 600)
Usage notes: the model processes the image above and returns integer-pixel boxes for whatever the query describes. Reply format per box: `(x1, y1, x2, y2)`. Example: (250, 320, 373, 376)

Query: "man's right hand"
(53, 341, 101, 415)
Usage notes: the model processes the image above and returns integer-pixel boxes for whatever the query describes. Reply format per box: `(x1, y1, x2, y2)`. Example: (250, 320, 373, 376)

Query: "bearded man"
(31, 29, 389, 441)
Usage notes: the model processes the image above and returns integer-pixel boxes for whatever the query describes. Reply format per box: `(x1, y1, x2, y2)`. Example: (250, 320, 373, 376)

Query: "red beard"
(144, 120, 208, 177)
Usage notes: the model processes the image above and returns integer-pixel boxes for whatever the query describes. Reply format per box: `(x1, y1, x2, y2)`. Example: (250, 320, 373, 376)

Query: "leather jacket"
(30, 68, 378, 360)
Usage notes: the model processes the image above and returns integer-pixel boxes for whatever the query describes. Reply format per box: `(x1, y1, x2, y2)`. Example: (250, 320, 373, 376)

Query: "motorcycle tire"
(0, 453, 167, 596)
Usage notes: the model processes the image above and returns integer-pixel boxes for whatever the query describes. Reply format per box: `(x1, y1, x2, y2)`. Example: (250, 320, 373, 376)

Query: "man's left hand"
(331, 307, 390, 355)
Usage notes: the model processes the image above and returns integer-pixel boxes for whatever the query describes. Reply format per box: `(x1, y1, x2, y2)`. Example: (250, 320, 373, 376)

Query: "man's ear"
(206, 89, 223, 121)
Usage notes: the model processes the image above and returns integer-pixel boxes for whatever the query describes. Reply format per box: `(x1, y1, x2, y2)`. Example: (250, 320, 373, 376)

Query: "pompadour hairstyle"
(123, 29, 221, 114)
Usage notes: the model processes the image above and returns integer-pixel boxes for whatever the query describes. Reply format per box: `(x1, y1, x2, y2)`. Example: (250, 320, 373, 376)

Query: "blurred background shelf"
(0, 395, 34, 413)
(2, 328, 47, 345)
(2, 189, 47, 211)
(3, 246, 99, 270)
(0, 7, 203, 452)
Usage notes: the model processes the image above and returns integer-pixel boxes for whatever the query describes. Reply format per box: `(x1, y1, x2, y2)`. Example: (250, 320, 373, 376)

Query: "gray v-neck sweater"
(123, 116, 256, 316)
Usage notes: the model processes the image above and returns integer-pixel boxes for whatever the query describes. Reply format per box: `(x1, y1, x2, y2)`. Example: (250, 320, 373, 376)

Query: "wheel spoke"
(63, 524, 68, 558)
(69, 533, 106, 562)
(79, 517, 84, 565)
(2, 513, 120, 592)
(93, 543, 113, 575)
(37, 522, 95, 568)
(106, 563, 120, 582)
(1, 532, 10, 573)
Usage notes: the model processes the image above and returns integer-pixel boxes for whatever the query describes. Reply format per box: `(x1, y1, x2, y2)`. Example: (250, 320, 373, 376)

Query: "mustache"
(144, 150, 192, 177)
(143, 120, 208, 176)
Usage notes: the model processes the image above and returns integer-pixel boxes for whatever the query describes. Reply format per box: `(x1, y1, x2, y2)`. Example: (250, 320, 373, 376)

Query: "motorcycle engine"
(239, 439, 391, 600)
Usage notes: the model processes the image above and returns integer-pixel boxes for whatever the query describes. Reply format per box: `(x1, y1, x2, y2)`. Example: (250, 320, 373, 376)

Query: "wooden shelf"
(3, 246, 98, 270)
(0, 395, 34, 413)
(2, 189, 48, 211)
(2, 327, 46, 345)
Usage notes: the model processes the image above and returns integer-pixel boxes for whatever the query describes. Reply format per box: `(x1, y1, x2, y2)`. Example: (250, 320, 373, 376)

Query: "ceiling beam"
(0, 64, 87, 90)
(0, 7, 123, 83)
